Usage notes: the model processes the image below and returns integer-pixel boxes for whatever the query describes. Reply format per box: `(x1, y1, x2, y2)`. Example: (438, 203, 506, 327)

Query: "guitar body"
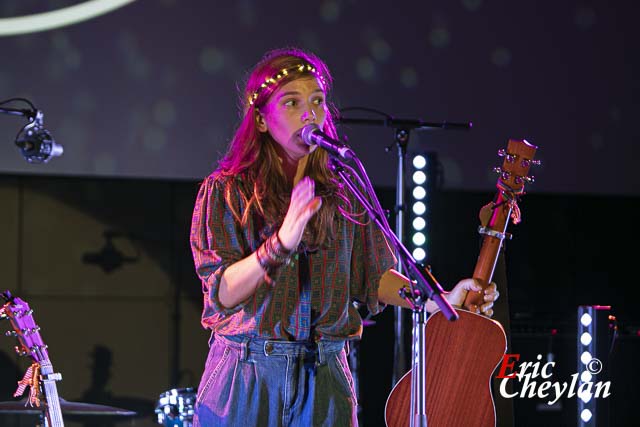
(385, 310, 506, 427)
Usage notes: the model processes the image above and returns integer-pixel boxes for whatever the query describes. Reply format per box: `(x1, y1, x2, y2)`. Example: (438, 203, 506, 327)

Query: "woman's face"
(256, 76, 327, 162)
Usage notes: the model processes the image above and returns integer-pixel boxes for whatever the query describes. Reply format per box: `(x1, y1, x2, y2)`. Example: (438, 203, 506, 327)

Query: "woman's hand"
(277, 177, 322, 251)
(445, 279, 499, 317)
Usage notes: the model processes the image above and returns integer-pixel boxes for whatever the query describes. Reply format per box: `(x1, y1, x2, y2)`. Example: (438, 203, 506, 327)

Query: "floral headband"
(248, 63, 328, 106)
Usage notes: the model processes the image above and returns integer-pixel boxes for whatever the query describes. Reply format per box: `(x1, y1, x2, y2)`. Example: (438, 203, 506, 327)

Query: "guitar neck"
(463, 198, 510, 311)
(473, 194, 512, 285)
(39, 361, 65, 427)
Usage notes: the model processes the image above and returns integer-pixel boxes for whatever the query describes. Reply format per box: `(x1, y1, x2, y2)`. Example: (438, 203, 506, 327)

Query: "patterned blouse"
(190, 173, 396, 342)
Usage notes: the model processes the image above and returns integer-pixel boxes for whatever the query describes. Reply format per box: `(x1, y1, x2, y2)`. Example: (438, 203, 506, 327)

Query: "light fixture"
(407, 152, 437, 263)
(576, 305, 614, 427)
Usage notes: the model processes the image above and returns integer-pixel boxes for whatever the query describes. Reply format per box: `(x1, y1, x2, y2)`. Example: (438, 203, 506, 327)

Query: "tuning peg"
(5, 330, 18, 337)
(521, 158, 541, 168)
(14, 346, 28, 356)
(497, 149, 516, 163)
(28, 344, 47, 354)
(493, 167, 511, 180)
(15, 309, 33, 318)
(515, 175, 535, 185)
(501, 171, 511, 180)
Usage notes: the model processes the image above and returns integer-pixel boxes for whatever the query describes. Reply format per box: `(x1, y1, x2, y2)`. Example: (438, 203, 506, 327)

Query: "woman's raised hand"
(277, 177, 322, 251)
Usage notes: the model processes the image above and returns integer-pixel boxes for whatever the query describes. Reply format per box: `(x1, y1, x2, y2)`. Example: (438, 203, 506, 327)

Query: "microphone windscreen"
(300, 123, 320, 146)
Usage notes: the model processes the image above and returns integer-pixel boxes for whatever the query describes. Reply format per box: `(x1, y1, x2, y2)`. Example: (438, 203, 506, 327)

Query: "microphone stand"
(337, 114, 471, 426)
(337, 117, 471, 131)
(327, 153, 458, 427)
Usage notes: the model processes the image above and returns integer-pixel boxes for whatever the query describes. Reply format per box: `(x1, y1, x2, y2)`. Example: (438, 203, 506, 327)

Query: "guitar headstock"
(1, 291, 50, 364)
(493, 139, 540, 193)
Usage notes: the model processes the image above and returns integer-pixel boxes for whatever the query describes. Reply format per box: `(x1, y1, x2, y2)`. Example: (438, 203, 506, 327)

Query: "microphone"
(15, 110, 63, 164)
(300, 124, 355, 161)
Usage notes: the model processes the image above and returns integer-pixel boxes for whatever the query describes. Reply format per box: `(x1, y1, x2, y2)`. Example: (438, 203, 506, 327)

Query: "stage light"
(412, 155, 426, 169)
(580, 351, 592, 365)
(412, 248, 426, 262)
(412, 202, 426, 215)
(412, 232, 426, 246)
(581, 332, 592, 346)
(576, 305, 614, 427)
(412, 217, 425, 231)
(579, 388, 592, 404)
(407, 152, 437, 266)
(581, 409, 593, 422)
(412, 171, 426, 185)
(412, 186, 426, 200)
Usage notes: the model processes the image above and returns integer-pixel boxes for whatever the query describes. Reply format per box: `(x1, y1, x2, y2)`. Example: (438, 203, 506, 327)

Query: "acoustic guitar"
(1, 291, 65, 427)
(385, 139, 539, 427)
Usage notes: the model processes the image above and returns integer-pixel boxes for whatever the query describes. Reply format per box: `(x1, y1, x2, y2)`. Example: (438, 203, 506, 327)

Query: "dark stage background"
(1, 0, 639, 195)
(1, 1, 639, 426)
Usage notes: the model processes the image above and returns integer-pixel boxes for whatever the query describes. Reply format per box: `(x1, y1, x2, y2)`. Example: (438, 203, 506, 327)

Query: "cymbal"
(0, 398, 136, 416)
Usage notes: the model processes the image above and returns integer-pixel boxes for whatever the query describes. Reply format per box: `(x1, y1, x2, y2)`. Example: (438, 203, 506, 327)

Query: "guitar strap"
(14, 362, 41, 406)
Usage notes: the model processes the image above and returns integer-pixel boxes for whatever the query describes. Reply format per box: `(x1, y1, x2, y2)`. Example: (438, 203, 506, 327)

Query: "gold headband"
(248, 63, 327, 106)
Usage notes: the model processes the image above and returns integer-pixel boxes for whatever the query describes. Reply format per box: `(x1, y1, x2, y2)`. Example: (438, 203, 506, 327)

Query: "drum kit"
(154, 388, 195, 426)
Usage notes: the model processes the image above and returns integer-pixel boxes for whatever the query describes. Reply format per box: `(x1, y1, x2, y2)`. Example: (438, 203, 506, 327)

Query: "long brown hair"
(213, 47, 351, 248)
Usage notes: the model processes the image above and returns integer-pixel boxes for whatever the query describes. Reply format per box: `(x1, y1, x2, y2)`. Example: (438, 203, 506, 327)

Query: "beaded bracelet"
(267, 233, 294, 262)
(255, 243, 272, 272)
(256, 232, 295, 273)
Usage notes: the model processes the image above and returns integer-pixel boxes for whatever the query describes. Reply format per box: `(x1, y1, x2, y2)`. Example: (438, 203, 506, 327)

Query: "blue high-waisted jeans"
(193, 335, 358, 427)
